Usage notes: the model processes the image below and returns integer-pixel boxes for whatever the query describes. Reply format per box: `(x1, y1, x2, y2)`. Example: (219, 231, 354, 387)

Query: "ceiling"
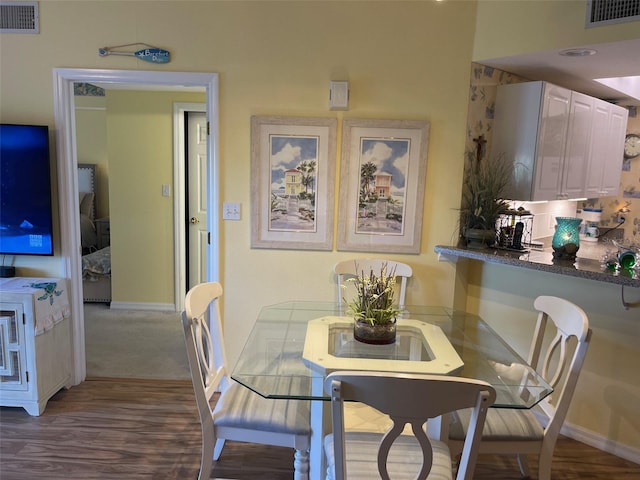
(478, 38, 640, 107)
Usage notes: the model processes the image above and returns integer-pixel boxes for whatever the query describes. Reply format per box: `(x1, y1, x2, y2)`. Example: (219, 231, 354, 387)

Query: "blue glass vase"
(552, 217, 582, 259)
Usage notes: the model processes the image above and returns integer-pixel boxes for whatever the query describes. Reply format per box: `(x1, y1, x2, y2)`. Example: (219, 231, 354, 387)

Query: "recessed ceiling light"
(559, 48, 597, 57)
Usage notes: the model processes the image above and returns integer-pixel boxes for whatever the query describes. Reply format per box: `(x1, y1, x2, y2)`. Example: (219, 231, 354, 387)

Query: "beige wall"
(462, 261, 640, 456)
(1, 0, 477, 359)
(1, 0, 639, 458)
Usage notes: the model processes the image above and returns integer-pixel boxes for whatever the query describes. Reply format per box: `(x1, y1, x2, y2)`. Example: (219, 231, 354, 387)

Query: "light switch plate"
(223, 202, 241, 220)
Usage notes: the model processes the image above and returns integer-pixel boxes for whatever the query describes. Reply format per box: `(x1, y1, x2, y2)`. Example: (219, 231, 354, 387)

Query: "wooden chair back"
(448, 295, 592, 480)
(182, 282, 311, 480)
(325, 371, 495, 480)
(530, 295, 591, 441)
(182, 281, 228, 428)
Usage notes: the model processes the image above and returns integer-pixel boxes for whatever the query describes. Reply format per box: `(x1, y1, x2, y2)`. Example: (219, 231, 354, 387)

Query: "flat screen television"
(0, 124, 54, 256)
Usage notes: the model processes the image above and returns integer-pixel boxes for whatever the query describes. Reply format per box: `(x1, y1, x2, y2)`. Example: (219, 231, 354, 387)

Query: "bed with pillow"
(82, 246, 111, 303)
(78, 164, 111, 304)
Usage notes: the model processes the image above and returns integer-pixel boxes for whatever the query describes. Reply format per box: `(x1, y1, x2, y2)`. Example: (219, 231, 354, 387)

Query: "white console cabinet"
(0, 277, 72, 415)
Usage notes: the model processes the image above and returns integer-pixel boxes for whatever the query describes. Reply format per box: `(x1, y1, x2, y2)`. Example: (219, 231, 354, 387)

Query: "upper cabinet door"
(584, 101, 612, 198)
(584, 101, 628, 198)
(599, 106, 628, 196)
(532, 83, 571, 201)
(559, 92, 593, 200)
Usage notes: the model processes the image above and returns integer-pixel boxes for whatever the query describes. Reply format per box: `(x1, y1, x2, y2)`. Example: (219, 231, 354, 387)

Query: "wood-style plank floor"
(1, 378, 638, 479)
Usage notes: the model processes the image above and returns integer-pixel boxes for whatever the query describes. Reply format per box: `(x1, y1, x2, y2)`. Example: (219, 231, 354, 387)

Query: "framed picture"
(251, 116, 337, 250)
(337, 118, 430, 253)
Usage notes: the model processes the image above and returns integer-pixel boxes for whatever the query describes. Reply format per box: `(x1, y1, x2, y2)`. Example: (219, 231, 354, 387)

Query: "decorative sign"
(133, 48, 170, 63)
(98, 43, 171, 64)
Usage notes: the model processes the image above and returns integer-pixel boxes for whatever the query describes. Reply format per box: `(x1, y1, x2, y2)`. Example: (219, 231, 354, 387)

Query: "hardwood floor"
(1, 378, 638, 479)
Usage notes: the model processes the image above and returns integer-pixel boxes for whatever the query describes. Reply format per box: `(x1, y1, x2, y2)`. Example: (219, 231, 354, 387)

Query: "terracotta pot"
(353, 318, 397, 345)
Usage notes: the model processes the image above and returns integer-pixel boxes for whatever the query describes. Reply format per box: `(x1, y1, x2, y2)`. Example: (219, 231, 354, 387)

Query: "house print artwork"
(269, 135, 319, 232)
(356, 138, 409, 235)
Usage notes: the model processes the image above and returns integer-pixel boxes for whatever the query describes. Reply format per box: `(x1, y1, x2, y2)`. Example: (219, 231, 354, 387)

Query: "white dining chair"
(182, 282, 311, 480)
(324, 371, 496, 480)
(448, 295, 592, 480)
(334, 259, 413, 309)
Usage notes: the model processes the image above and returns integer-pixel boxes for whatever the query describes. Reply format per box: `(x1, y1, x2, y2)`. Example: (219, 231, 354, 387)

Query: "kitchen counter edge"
(434, 245, 640, 288)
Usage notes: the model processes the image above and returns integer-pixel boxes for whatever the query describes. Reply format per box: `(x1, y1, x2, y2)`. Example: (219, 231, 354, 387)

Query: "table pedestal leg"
(309, 376, 329, 479)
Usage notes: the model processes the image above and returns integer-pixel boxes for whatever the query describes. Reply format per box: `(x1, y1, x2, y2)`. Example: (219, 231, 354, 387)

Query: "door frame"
(53, 68, 220, 385)
(173, 103, 206, 311)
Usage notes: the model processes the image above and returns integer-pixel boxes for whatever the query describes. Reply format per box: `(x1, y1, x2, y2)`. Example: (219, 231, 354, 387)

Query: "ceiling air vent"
(586, 0, 640, 27)
(0, 1, 38, 34)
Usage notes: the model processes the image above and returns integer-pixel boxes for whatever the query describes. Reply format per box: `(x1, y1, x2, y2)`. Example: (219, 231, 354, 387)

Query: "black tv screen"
(0, 124, 54, 255)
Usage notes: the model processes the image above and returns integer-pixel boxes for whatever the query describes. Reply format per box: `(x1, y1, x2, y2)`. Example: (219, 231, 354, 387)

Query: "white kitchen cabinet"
(492, 81, 628, 201)
(584, 102, 629, 198)
(0, 277, 72, 415)
(492, 81, 570, 201)
(561, 91, 594, 199)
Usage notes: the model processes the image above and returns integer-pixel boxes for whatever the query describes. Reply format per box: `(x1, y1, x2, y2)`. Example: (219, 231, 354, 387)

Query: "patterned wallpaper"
(583, 113, 640, 243)
(465, 64, 526, 169)
(74, 83, 105, 97)
(465, 62, 640, 245)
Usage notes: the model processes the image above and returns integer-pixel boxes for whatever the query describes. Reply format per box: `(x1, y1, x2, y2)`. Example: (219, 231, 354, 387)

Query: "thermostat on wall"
(329, 81, 349, 110)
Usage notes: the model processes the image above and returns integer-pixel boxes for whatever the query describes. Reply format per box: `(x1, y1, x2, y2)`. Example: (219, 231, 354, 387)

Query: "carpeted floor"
(83, 303, 191, 380)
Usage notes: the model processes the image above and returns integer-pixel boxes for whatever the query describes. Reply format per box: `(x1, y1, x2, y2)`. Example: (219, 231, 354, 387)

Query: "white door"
(187, 112, 208, 289)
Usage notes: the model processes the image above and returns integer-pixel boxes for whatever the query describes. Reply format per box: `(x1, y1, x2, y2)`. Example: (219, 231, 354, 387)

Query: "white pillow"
(79, 192, 95, 217)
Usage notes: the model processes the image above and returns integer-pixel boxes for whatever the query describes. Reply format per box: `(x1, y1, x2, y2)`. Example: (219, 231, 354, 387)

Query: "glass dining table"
(231, 301, 553, 479)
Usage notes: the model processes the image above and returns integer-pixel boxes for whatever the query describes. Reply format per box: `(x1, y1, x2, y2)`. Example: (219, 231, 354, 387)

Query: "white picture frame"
(251, 115, 337, 250)
(337, 118, 430, 254)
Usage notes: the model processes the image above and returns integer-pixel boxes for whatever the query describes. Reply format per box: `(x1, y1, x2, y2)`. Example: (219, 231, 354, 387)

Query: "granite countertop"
(434, 241, 640, 288)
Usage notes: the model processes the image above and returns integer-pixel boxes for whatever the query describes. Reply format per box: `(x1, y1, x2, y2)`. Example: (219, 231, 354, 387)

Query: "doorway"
(186, 111, 208, 290)
(80, 99, 206, 379)
(53, 68, 220, 385)
(173, 104, 208, 302)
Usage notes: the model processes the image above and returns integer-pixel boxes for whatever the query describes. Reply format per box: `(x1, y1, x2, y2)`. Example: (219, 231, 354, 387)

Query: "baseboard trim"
(109, 302, 176, 312)
(562, 421, 640, 465)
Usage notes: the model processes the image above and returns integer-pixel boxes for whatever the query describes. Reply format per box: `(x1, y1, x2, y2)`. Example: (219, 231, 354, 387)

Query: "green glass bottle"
(618, 251, 636, 270)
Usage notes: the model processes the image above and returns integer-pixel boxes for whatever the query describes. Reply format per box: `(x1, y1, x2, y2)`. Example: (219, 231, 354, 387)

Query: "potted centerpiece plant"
(460, 152, 512, 248)
(344, 263, 400, 345)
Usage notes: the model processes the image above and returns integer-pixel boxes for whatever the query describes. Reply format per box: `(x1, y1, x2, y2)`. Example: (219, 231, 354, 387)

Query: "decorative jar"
(552, 217, 582, 259)
(353, 319, 397, 345)
(344, 262, 400, 345)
